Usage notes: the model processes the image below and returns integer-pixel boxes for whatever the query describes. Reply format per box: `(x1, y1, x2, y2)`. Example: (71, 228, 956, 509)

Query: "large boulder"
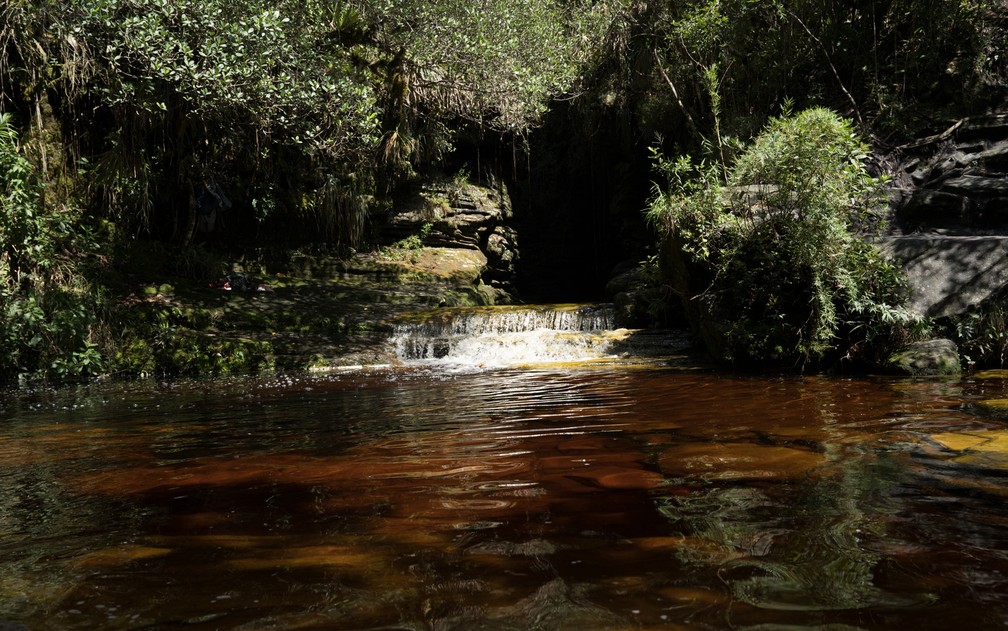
(876, 234, 1008, 318)
(887, 338, 961, 375)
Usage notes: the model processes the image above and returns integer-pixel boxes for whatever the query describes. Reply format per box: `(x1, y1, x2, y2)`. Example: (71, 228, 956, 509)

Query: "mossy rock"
(973, 369, 1008, 380)
(98, 239, 513, 380)
(887, 338, 961, 375)
(967, 398, 1008, 421)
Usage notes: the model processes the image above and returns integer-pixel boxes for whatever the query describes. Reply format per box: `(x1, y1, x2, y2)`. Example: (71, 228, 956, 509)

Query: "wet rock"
(606, 261, 685, 327)
(426, 578, 626, 631)
(930, 429, 1008, 453)
(565, 467, 667, 490)
(73, 544, 172, 568)
(605, 262, 649, 296)
(499, 579, 627, 630)
(465, 539, 557, 557)
(887, 338, 961, 375)
(484, 226, 518, 276)
(607, 265, 651, 327)
(972, 369, 1008, 380)
(927, 429, 1008, 471)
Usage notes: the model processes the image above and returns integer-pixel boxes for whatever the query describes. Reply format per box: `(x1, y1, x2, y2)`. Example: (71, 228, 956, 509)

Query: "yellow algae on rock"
(930, 430, 1008, 455)
(927, 429, 1008, 471)
(224, 545, 382, 571)
(976, 398, 1008, 410)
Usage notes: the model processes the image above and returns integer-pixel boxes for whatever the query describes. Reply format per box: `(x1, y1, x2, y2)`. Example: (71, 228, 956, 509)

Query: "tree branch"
(786, 9, 864, 128)
(653, 49, 701, 140)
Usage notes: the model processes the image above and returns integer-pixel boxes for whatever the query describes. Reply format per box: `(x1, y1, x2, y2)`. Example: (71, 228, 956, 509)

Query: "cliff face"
(888, 114, 1008, 234)
(880, 113, 1008, 319)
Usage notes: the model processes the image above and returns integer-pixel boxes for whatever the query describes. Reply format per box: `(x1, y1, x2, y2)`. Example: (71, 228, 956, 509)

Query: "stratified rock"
(887, 113, 1008, 232)
(383, 176, 519, 300)
(887, 338, 961, 375)
(880, 111, 1008, 320)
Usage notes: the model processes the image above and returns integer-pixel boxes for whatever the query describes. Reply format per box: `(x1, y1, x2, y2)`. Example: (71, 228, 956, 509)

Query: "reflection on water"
(1, 368, 1008, 629)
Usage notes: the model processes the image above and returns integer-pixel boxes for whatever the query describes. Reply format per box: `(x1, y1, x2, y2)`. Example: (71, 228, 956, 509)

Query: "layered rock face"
(889, 113, 1008, 233)
(881, 113, 1008, 319)
(383, 177, 519, 302)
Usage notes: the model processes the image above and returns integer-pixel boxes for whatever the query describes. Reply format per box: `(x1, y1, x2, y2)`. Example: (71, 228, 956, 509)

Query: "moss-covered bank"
(101, 241, 496, 380)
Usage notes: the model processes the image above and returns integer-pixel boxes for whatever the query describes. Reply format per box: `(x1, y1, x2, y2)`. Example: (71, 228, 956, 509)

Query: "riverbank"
(102, 240, 501, 379)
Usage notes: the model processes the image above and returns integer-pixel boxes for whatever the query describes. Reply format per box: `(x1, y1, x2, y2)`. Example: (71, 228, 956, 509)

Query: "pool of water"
(2, 365, 1008, 629)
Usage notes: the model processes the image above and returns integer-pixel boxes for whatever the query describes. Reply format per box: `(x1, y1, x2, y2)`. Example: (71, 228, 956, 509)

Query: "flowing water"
(2, 306, 1008, 630)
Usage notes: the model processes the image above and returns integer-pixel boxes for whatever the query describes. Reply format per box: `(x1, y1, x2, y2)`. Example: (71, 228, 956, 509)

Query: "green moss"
(110, 335, 159, 378)
(887, 339, 961, 376)
(152, 333, 274, 377)
(41, 235, 501, 381)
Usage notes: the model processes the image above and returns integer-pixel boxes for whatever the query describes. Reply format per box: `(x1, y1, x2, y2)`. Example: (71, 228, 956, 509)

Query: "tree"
(2, 0, 608, 245)
(342, 0, 611, 185)
(635, 0, 1002, 154)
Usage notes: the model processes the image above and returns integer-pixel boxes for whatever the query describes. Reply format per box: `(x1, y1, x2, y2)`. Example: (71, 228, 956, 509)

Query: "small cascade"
(391, 304, 626, 367)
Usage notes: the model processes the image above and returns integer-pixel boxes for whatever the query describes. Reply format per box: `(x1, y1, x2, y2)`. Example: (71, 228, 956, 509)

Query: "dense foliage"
(0, 0, 1006, 381)
(648, 108, 919, 369)
(635, 0, 1004, 148)
(0, 113, 104, 382)
(3, 0, 605, 243)
(0, 0, 607, 382)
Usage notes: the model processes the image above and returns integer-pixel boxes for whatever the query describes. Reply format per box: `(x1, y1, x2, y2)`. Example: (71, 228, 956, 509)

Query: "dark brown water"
(2, 365, 1008, 630)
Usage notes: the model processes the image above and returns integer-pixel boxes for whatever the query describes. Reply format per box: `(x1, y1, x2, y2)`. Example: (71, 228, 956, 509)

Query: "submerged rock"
(658, 442, 826, 481)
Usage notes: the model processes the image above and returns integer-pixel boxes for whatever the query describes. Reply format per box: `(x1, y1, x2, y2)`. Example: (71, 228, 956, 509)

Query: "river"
(1, 307, 1007, 629)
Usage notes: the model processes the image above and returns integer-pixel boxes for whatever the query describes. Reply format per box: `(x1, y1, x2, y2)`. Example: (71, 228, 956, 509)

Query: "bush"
(0, 113, 105, 382)
(648, 107, 919, 369)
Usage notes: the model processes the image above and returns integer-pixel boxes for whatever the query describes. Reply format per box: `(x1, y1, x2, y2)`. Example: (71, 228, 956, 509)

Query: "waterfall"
(390, 304, 627, 367)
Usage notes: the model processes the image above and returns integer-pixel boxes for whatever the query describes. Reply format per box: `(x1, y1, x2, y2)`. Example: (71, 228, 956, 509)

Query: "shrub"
(950, 303, 1008, 369)
(648, 107, 919, 369)
(0, 113, 105, 382)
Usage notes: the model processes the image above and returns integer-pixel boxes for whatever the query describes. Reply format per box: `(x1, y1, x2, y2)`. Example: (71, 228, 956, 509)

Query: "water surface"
(1, 365, 1008, 630)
